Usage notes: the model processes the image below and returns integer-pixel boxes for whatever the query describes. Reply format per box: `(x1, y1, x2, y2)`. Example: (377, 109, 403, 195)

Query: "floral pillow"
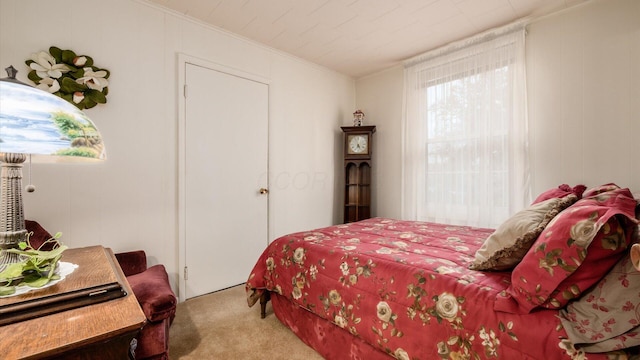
(469, 195, 577, 271)
(559, 254, 640, 353)
(582, 182, 622, 198)
(494, 187, 638, 314)
(532, 184, 586, 204)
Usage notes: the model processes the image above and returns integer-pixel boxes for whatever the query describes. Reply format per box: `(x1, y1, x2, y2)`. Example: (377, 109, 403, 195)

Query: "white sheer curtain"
(402, 26, 529, 229)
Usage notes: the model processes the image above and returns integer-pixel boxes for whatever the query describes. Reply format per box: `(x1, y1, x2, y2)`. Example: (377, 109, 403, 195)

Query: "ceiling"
(145, 0, 587, 78)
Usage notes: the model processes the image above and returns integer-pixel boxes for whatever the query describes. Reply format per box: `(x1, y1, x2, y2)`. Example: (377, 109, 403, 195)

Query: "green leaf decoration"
(84, 98, 98, 109)
(27, 70, 42, 83)
(0, 286, 16, 296)
(0, 262, 25, 280)
(60, 77, 87, 93)
(0, 233, 67, 292)
(61, 49, 77, 64)
(61, 93, 74, 104)
(549, 248, 563, 257)
(536, 242, 547, 252)
(25, 46, 110, 110)
(86, 89, 106, 104)
(49, 46, 63, 62)
(24, 276, 51, 288)
(577, 248, 587, 261)
(559, 263, 578, 273)
(70, 68, 84, 78)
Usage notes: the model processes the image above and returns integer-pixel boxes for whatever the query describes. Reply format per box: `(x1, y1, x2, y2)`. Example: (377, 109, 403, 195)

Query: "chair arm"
(25, 220, 54, 250)
(115, 250, 148, 276)
(127, 264, 177, 323)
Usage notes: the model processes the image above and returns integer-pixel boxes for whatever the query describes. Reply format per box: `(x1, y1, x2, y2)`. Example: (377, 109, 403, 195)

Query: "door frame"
(177, 53, 270, 302)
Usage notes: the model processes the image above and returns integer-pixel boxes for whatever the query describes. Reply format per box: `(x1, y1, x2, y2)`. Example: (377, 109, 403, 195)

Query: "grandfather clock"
(341, 125, 376, 223)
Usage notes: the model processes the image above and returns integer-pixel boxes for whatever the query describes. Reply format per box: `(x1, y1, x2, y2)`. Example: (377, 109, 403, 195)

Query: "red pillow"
(582, 182, 621, 198)
(495, 187, 638, 314)
(532, 184, 586, 204)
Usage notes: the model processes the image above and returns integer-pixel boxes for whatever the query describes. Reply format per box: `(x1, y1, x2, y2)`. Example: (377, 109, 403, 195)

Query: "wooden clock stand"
(341, 125, 376, 223)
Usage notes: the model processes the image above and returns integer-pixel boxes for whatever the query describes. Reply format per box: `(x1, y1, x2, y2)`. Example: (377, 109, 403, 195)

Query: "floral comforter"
(246, 218, 629, 360)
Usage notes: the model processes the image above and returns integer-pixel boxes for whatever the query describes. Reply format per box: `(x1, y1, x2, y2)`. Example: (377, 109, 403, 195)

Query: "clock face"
(348, 135, 368, 154)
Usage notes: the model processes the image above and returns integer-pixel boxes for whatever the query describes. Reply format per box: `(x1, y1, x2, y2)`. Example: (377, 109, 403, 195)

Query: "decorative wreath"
(25, 46, 110, 110)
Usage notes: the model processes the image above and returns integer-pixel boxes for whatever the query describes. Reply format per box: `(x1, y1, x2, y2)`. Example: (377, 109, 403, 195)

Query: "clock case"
(341, 126, 376, 159)
(341, 126, 376, 223)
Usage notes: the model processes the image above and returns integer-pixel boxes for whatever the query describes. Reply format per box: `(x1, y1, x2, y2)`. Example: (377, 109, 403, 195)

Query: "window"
(403, 29, 529, 228)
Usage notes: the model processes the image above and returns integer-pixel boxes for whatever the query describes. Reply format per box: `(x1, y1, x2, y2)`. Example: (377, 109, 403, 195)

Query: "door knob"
(259, 188, 269, 194)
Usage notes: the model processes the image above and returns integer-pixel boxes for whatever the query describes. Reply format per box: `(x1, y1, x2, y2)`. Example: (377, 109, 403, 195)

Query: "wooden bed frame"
(259, 291, 270, 319)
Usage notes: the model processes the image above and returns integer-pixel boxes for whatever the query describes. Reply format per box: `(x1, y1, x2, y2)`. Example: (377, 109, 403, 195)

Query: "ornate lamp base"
(0, 153, 28, 270)
(0, 230, 27, 268)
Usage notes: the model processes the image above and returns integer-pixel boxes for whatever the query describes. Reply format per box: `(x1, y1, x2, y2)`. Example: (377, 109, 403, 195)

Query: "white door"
(183, 62, 268, 299)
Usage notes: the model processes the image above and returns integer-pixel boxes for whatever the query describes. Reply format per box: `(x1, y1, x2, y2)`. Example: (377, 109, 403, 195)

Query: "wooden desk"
(0, 246, 146, 359)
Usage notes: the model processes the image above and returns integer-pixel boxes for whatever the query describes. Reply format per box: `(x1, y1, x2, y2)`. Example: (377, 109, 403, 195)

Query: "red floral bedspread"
(246, 218, 624, 359)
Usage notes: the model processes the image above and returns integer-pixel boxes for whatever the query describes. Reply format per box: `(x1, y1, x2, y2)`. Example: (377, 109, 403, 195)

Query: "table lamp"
(0, 65, 106, 268)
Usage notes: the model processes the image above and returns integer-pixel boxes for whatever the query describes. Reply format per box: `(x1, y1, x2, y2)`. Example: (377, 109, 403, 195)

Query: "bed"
(246, 184, 640, 359)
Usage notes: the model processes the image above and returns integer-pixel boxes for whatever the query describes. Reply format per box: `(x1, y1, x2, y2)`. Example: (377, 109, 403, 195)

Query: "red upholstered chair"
(115, 250, 177, 360)
(25, 220, 56, 251)
(25, 220, 177, 360)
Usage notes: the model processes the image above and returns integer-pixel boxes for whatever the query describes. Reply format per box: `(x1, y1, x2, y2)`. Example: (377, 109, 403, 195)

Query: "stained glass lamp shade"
(0, 66, 106, 267)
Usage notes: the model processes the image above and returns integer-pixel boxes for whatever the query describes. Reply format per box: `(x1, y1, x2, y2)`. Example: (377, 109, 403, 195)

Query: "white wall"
(356, 0, 640, 217)
(0, 0, 355, 292)
(354, 65, 404, 220)
(526, 0, 640, 196)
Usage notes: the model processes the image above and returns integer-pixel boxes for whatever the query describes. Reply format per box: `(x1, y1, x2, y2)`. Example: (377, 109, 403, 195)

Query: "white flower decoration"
(348, 274, 358, 285)
(393, 241, 408, 248)
(435, 266, 457, 275)
(291, 286, 302, 300)
(265, 257, 275, 271)
(329, 289, 341, 305)
(28, 51, 69, 79)
(292, 247, 305, 264)
(435, 292, 459, 322)
(35, 77, 61, 93)
(437, 341, 450, 356)
(570, 218, 599, 247)
(26, 47, 110, 110)
(76, 67, 109, 91)
(376, 301, 393, 322)
(73, 56, 87, 67)
(394, 348, 410, 360)
(376, 247, 394, 255)
(340, 261, 350, 275)
(558, 339, 587, 360)
(73, 91, 85, 104)
(334, 315, 347, 328)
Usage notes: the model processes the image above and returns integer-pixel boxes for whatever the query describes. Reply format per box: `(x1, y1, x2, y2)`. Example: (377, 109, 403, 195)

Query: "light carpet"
(169, 284, 324, 359)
